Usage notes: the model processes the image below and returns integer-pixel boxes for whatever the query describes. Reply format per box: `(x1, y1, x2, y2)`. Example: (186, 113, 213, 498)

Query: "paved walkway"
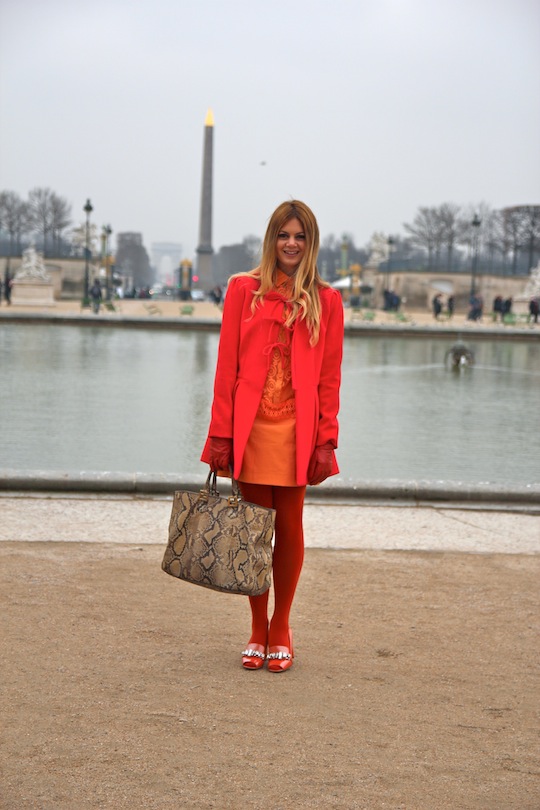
(1, 492, 538, 554)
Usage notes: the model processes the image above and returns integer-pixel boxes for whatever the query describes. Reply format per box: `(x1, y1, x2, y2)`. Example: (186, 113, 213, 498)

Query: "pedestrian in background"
(89, 279, 102, 314)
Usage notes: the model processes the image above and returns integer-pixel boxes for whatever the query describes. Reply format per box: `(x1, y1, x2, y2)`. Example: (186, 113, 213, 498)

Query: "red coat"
(201, 275, 344, 485)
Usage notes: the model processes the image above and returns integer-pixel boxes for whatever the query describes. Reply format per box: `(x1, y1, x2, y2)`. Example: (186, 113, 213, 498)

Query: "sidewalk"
(1, 494, 539, 809)
(1, 296, 538, 336)
(1, 492, 539, 553)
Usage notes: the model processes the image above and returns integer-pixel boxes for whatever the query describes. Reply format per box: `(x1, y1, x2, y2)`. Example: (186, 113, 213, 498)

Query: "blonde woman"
(202, 200, 344, 672)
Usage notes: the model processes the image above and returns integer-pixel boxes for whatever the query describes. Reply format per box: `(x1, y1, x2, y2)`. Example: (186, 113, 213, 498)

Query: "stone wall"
(371, 271, 531, 312)
(0, 256, 99, 299)
(0, 256, 533, 309)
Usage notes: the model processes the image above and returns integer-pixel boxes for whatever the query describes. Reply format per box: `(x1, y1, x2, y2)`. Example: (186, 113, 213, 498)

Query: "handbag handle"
(202, 470, 242, 506)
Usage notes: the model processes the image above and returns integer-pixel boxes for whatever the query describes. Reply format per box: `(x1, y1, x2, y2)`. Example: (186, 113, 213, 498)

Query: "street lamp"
(386, 236, 395, 292)
(83, 198, 93, 299)
(470, 214, 481, 299)
(102, 224, 112, 299)
(179, 259, 193, 300)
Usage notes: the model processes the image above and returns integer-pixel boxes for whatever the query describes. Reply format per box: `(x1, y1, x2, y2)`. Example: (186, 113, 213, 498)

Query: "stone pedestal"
(11, 279, 56, 307)
(362, 266, 378, 289)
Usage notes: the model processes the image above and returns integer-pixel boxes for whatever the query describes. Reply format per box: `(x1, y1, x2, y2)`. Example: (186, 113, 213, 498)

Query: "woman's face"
(275, 217, 306, 275)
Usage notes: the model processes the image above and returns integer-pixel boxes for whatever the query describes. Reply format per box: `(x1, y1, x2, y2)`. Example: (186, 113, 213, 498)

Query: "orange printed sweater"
(239, 271, 297, 485)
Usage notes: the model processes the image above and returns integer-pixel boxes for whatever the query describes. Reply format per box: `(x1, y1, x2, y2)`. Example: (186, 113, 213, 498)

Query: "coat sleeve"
(207, 277, 246, 438)
(316, 289, 344, 448)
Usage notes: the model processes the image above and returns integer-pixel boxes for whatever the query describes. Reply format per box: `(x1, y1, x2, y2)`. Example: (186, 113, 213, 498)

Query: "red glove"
(307, 442, 334, 486)
(209, 437, 233, 472)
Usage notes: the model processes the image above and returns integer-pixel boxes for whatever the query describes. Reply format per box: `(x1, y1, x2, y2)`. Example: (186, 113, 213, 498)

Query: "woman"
(201, 200, 344, 672)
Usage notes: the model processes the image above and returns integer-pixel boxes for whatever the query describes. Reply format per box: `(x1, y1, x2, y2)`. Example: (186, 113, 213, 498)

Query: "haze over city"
(1, 0, 539, 258)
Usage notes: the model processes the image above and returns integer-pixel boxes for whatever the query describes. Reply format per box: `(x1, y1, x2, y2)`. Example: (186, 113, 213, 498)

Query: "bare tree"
(523, 206, 540, 270)
(501, 207, 524, 275)
(403, 207, 445, 270)
(28, 187, 54, 256)
(0, 191, 32, 262)
(502, 205, 540, 272)
(437, 203, 461, 270)
(322, 234, 338, 251)
(456, 204, 484, 272)
(480, 209, 506, 272)
(0, 191, 6, 232)
(50, 193, 72, 256)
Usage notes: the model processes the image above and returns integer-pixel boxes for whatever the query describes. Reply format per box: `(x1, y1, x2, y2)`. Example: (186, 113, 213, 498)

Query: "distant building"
(116, 232, 152, 289)
(151, 242, 183, 282)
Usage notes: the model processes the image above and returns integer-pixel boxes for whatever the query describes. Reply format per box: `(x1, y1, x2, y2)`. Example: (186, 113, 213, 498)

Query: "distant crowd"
(431, 293, 455, 320)
(431, 292, 539, 324)
(2, 269, 538, 327)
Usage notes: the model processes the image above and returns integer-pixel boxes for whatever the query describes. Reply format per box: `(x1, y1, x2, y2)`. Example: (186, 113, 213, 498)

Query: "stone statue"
(445, 341, 475, 370)
(523, 261, 540, 299)
(15, 246, 51, 282)
(366, 232, 388, 268)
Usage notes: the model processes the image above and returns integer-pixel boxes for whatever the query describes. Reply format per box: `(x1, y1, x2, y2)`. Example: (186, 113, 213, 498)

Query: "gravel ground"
(1, 496, 539, 809)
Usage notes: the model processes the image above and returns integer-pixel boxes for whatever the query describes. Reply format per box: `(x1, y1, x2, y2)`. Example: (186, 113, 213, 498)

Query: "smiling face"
(275, 217, 306, 275)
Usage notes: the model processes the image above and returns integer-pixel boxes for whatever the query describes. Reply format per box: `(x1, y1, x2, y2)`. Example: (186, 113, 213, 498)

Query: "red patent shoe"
(267, 630, 294, 673)
(241, 643, 266, 670)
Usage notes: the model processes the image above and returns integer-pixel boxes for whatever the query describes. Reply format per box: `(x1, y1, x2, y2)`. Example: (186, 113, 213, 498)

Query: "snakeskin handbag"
(162, 472, 275, 596)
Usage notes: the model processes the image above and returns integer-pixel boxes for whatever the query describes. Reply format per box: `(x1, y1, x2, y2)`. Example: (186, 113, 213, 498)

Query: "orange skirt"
(239, 412, 297, 486)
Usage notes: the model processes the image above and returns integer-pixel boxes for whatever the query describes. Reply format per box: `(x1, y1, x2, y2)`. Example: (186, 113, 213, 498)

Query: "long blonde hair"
(234, 200, 329, 346)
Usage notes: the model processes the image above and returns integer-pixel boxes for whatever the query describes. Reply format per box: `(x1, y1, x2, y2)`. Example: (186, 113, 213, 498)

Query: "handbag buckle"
(227, 495, 240, 507)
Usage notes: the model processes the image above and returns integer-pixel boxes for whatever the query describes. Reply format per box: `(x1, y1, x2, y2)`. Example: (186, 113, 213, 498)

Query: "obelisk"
(195, 108, 214, 290)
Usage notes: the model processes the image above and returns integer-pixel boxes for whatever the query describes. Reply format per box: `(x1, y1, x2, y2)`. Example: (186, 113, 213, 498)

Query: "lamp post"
(470, 214, 481, 299)
(179, 259, 193, 300)
(83, 199, 93, 299)
(386, 236, 395, 292)
(102, 224, 112, 299)
(350, 263, 361, 308)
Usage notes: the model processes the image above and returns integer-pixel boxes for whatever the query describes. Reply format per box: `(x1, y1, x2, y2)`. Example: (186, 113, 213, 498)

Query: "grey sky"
(1, 0, 539, 261)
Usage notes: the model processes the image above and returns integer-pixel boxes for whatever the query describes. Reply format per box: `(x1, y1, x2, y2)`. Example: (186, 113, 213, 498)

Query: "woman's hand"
(307, 442, 334, 486)
(209, 437, 233, 472)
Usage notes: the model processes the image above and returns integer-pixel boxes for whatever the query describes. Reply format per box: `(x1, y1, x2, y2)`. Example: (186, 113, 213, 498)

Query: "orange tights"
(239, 483, 306, 649)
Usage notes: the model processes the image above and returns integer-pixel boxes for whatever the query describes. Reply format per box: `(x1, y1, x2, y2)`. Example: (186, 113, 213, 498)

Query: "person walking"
(4, 270, 13, 306)
(89, 279, 102, 314)
(4, 271, 11, 305)
(502, 297, 513, 321)
(529, 297, 539, 324)
(201, 200, 344, 672)
(432, 293, 443, 319)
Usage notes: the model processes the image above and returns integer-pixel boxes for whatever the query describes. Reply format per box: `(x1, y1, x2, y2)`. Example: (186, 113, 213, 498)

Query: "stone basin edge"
(1, 310, 539, 341)
(0, 469, 538, 509)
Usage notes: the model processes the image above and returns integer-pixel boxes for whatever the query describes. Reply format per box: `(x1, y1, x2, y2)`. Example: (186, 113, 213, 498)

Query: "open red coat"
(201, 275, 344, 486)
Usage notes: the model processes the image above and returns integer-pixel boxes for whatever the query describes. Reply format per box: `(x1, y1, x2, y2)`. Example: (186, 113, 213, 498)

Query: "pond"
(1, 324, 538, 485)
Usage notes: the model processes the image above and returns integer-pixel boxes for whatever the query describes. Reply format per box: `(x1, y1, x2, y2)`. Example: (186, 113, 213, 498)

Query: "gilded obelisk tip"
(205, 108, 214, 127)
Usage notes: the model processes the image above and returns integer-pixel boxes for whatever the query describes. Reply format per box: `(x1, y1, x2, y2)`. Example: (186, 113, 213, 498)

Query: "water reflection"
(1, 325, 538, 485)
